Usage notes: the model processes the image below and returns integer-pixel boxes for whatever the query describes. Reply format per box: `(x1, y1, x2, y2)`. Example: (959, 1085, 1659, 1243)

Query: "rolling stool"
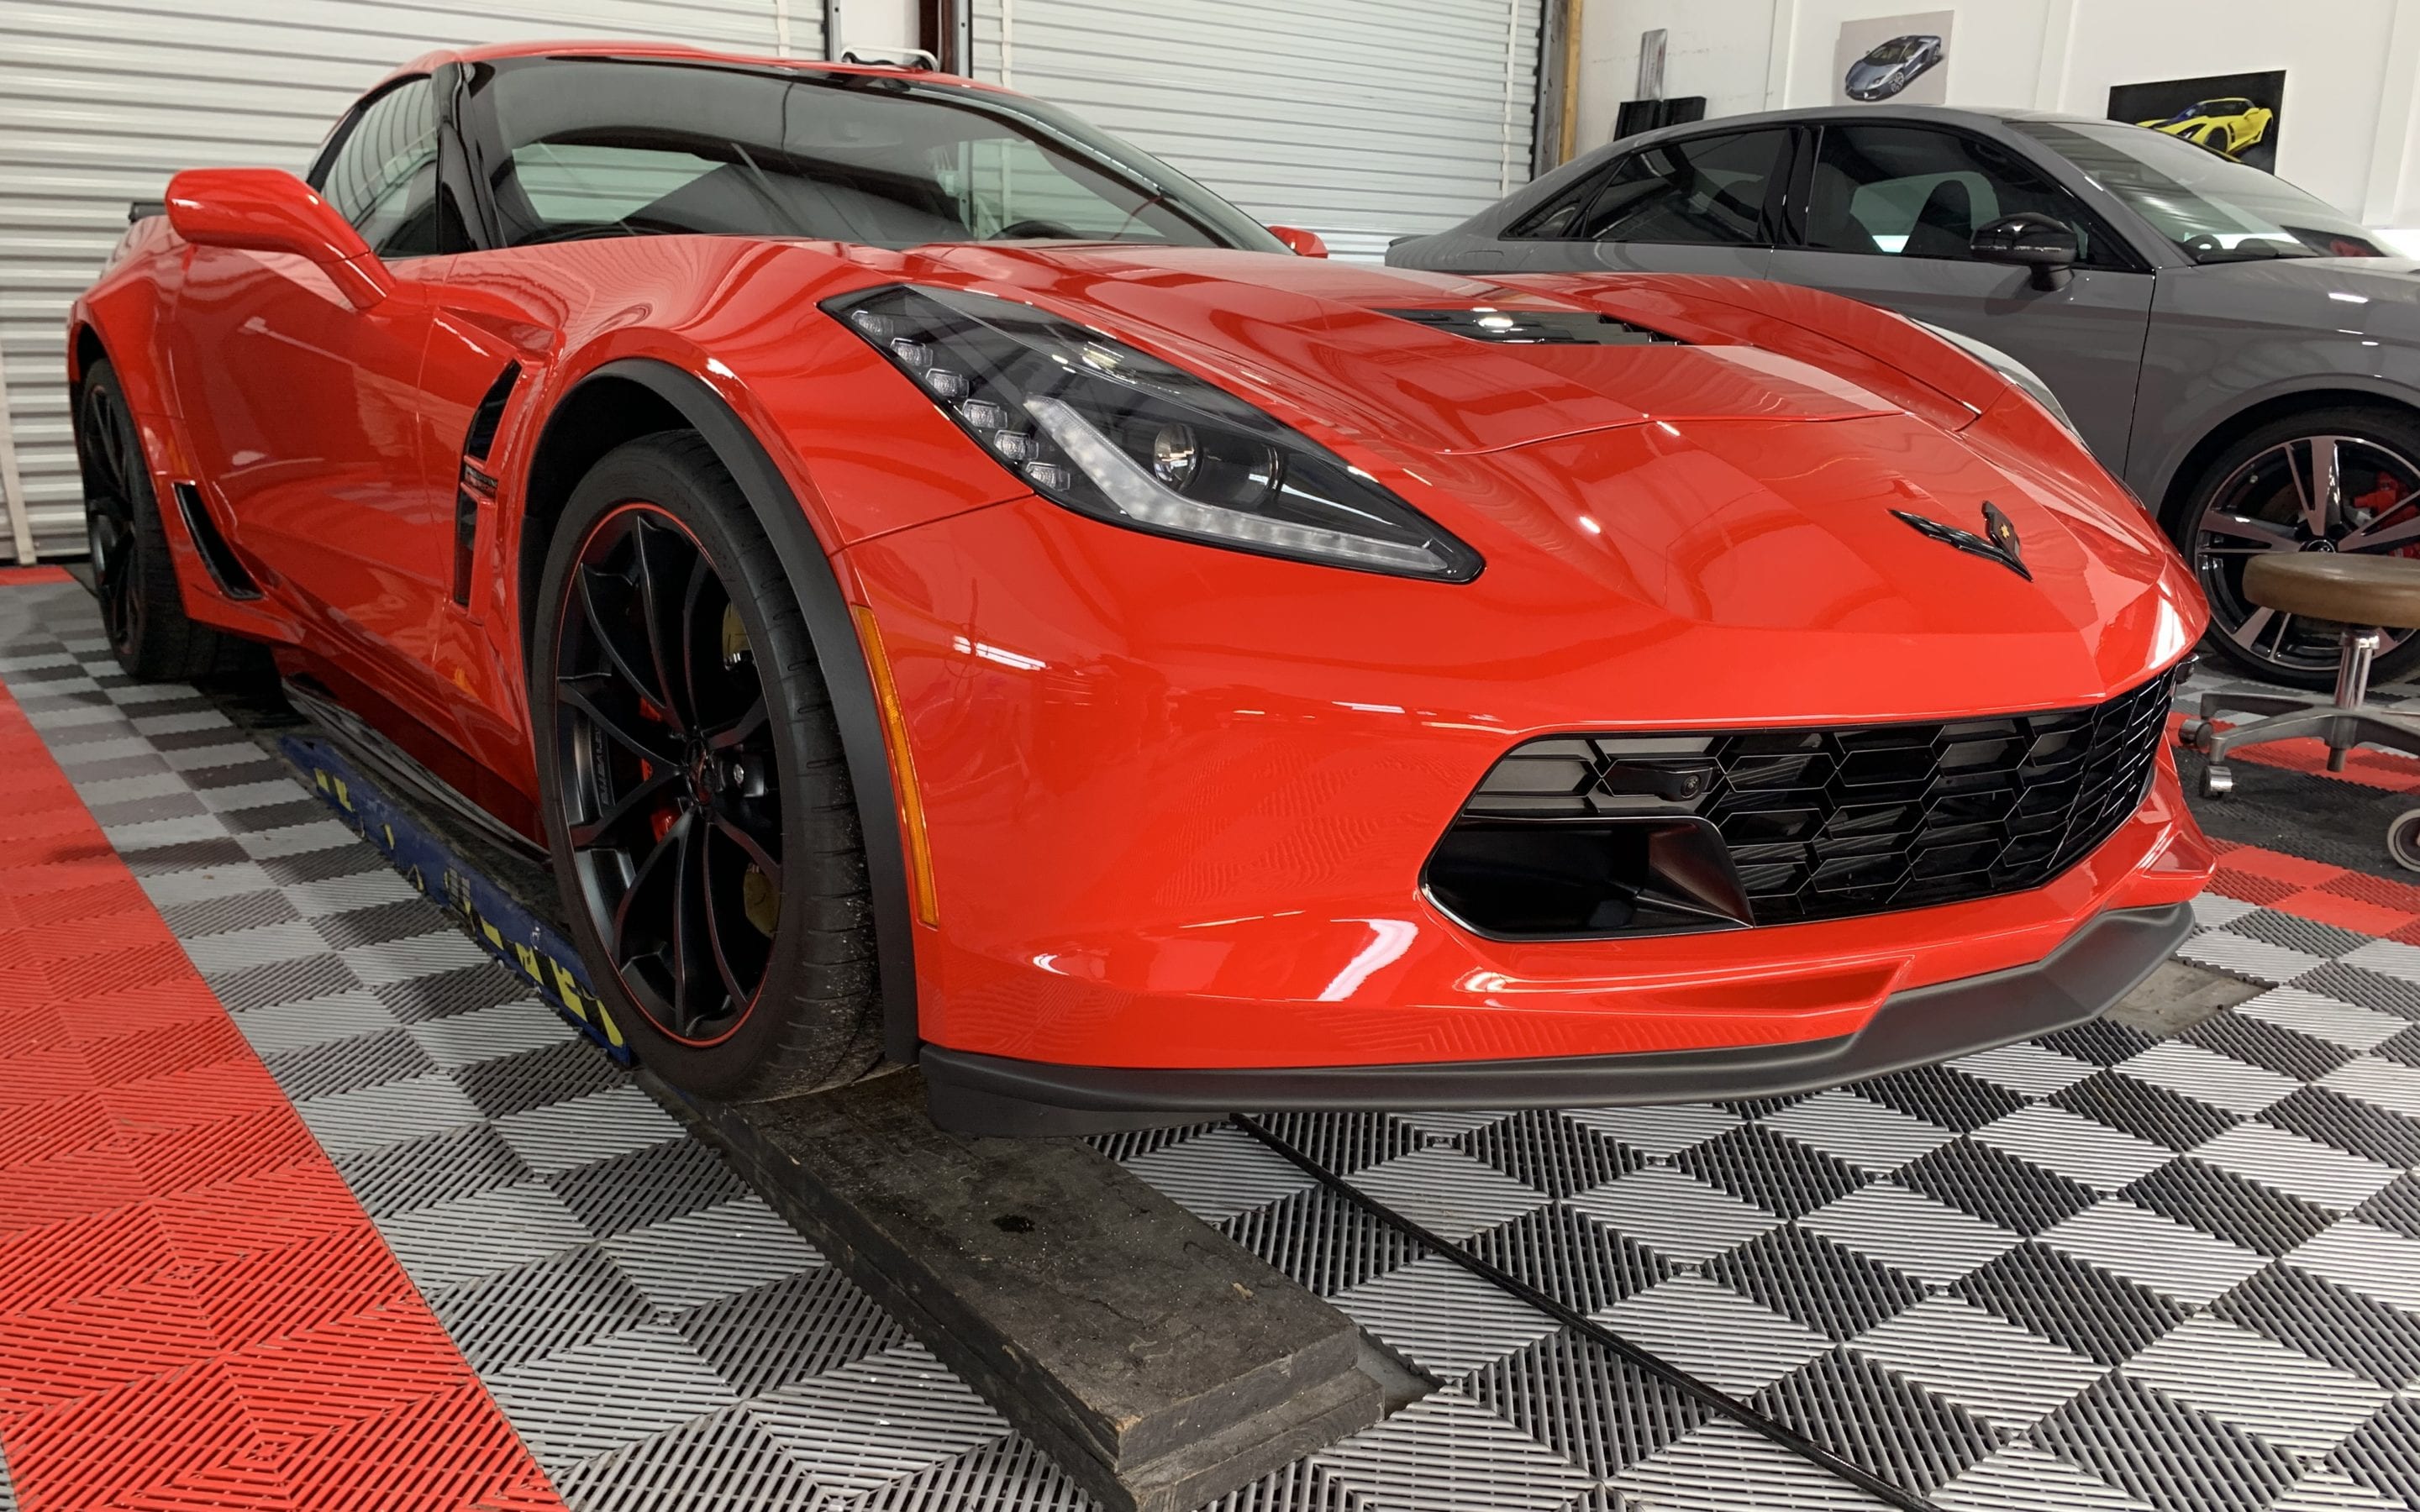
(2179, 553, 2420, 869)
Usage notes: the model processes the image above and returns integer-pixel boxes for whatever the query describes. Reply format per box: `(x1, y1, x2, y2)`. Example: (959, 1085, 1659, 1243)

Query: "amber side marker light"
(851, 605, 940, 927)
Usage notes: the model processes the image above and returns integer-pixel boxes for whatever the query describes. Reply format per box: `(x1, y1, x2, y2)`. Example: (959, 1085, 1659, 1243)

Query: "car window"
(1512, 129, 1785, 245)
(2012, 119, 2382, 261)
(1804, 124, 2112, 264)
(463, 58, 1281, 253)
(315, 76, 448, 259)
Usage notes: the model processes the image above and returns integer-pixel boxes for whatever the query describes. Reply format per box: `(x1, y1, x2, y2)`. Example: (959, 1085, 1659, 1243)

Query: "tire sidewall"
(530, 434, 872, 1098)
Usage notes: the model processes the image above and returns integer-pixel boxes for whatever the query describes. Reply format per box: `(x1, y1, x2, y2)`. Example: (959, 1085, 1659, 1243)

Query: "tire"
(2167, 405, 2420, 690)
(531, 431, 884, 1101)
(76, 360, 262, 682)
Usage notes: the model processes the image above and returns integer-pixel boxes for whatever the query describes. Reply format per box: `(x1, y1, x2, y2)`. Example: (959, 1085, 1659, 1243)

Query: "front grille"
(1432, 671, 2175, 937)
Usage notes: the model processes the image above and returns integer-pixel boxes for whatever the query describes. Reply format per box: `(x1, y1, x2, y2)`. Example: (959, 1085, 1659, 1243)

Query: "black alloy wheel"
(554, 504, 785, 1045)
(72, 360, 258, 682)
(78, 376, 147, 657)
(2181, 417, 2420, 688)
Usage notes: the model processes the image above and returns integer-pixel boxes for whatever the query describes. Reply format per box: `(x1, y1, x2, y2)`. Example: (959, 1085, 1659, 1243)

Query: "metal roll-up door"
(970, 0, 1540, 262)
(0, 0, 814, 560)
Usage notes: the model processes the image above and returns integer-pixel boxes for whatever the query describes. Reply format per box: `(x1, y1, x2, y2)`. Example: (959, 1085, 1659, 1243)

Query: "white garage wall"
(0, 0, 809, 559)
(970, 0, 1544, 260)
(1575, 0, 2420, 229)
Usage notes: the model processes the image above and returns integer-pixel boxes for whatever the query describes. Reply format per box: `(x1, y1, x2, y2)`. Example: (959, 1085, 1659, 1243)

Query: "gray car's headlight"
(826, 285, 1482, 582)
(1912, 318, 2082, 438)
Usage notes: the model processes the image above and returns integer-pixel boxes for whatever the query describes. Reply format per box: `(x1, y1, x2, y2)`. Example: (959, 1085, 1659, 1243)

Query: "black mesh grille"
(1449, 671, 2175, 932)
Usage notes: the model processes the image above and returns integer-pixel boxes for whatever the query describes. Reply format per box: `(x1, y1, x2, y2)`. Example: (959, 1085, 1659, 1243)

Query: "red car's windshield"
(463, 56, 1285, 254)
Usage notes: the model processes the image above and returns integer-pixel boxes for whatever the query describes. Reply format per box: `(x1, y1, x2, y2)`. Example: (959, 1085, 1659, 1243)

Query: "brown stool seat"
(2244, 553, 2420, 629)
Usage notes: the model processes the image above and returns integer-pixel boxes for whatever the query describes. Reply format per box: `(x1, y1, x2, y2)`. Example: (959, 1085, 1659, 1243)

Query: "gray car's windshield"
(466, 57, 1284, 254)
(2012, 120, 2381, 262)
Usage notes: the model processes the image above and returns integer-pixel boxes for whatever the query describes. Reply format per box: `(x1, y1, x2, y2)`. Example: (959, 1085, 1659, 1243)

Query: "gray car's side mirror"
(1970, 213, 2079, 291)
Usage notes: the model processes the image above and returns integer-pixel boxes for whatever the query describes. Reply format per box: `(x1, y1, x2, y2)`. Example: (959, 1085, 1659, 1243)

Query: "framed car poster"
(2107, 71, 2285, 171)
(1834, 12, 1953, 106)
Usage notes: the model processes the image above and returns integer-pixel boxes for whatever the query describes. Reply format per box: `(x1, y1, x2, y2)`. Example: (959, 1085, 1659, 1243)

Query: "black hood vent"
(1381, 308, 1681, 345)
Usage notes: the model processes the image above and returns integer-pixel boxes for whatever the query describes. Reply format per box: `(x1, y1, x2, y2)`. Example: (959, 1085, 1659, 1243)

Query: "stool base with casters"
(2176, 554, 2420, 864)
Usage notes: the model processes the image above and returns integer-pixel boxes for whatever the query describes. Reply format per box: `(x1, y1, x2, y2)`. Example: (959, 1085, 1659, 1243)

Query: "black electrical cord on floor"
(1228, 1113, 1948, 1512)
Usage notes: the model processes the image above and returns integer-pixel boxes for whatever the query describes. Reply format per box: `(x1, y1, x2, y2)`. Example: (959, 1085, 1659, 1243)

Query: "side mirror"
(166, 167, 393, 310)
(1267, 224, 1329, 259)
(1970, 212, 2078, 291)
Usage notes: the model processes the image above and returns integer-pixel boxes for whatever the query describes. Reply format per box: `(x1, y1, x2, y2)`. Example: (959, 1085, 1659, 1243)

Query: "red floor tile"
(0, 678, 564, 1509)
(2270, 887, 2420, 937)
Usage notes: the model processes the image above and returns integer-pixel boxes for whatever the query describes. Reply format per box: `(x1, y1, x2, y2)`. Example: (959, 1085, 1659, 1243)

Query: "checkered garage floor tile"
(4, 572, 2420, 1512)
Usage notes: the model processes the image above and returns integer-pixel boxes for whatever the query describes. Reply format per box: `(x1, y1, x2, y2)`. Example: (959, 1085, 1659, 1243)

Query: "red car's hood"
(868, 243, 2194, 693)
(904, 244, 1907, 454)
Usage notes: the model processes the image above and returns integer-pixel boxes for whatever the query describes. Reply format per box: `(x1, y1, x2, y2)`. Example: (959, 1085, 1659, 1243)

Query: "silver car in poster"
(1391, 106, 2420, 690)
(1845, 34, 1944, 102)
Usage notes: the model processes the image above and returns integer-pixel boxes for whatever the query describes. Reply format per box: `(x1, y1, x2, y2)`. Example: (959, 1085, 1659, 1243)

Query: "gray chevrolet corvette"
(1392, 106, 2420, 689)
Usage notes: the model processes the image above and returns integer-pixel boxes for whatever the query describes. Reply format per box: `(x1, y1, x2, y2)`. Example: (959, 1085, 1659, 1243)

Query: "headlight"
(825, 285, 1482, 581)
(1911, 318, 2081, 438)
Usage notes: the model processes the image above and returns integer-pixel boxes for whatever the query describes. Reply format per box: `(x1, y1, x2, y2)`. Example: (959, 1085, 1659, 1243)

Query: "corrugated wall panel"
(0, 0, 812, 558)
(971, 0, 1539, 257)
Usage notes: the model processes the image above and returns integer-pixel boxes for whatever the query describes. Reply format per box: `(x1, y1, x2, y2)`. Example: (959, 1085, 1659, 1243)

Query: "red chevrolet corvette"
(69, 42, 2212, 1131)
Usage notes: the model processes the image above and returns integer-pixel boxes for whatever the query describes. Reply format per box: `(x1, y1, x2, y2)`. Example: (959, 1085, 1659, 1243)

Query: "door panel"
(166, 247, 442, 634)
(1771, 122, 2152, 470)
(1764, 249, 2150, 465)
(163, 71, 482, 741)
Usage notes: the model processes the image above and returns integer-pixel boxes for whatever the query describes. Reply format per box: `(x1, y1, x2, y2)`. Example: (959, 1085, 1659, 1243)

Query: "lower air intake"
(1428, 670, 2177, 939)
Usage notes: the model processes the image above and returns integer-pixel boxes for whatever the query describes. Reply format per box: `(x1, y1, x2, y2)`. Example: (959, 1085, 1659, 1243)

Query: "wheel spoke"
(567, 769, 677, 850)
(705, 695, 767, 751)
(710, 812, 782, 892)
(578, 564, 671, 714)
(2228, 606, 2275, 651)
(669, 816, 711, 1031)
(2200, 512, 2297, 549)
(680, 549, 714, 738)
(631, 518, 692, 731)
(2311, 436, 2344, 537)
(701, 853, 755, 1015)
(557, 678, 676, 764)
(609, 813, 687, 965)
(2344, 512, 2420, 553)
(2282, 441, 2323, 537)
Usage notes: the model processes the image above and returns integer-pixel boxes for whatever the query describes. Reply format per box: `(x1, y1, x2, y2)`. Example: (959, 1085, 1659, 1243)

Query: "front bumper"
(838, 485, 2212, 1110)
(924, 899, 2193, 1134)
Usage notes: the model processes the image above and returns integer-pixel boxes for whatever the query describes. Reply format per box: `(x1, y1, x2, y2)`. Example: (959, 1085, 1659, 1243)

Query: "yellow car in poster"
(2139, 97, 2274, 157)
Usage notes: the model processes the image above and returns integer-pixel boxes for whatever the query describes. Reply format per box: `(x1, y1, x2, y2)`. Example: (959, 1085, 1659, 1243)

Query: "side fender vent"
(455, 362, 521, 606)
(170, 482, 260, 599)
(463, 362, 521, 461)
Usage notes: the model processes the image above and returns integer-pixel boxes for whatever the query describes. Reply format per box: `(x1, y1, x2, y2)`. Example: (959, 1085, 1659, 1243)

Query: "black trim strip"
(170, 482, 260, 599)
(1231, 1112, 1946, 1512)
(921, 900, 2192, 1133)
(569, 360, 923, 1063)
(283, 675, 548, 864)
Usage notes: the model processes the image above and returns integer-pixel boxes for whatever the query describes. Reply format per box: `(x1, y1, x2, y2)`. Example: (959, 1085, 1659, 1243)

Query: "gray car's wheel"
(2172, 407, 2420, 690)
